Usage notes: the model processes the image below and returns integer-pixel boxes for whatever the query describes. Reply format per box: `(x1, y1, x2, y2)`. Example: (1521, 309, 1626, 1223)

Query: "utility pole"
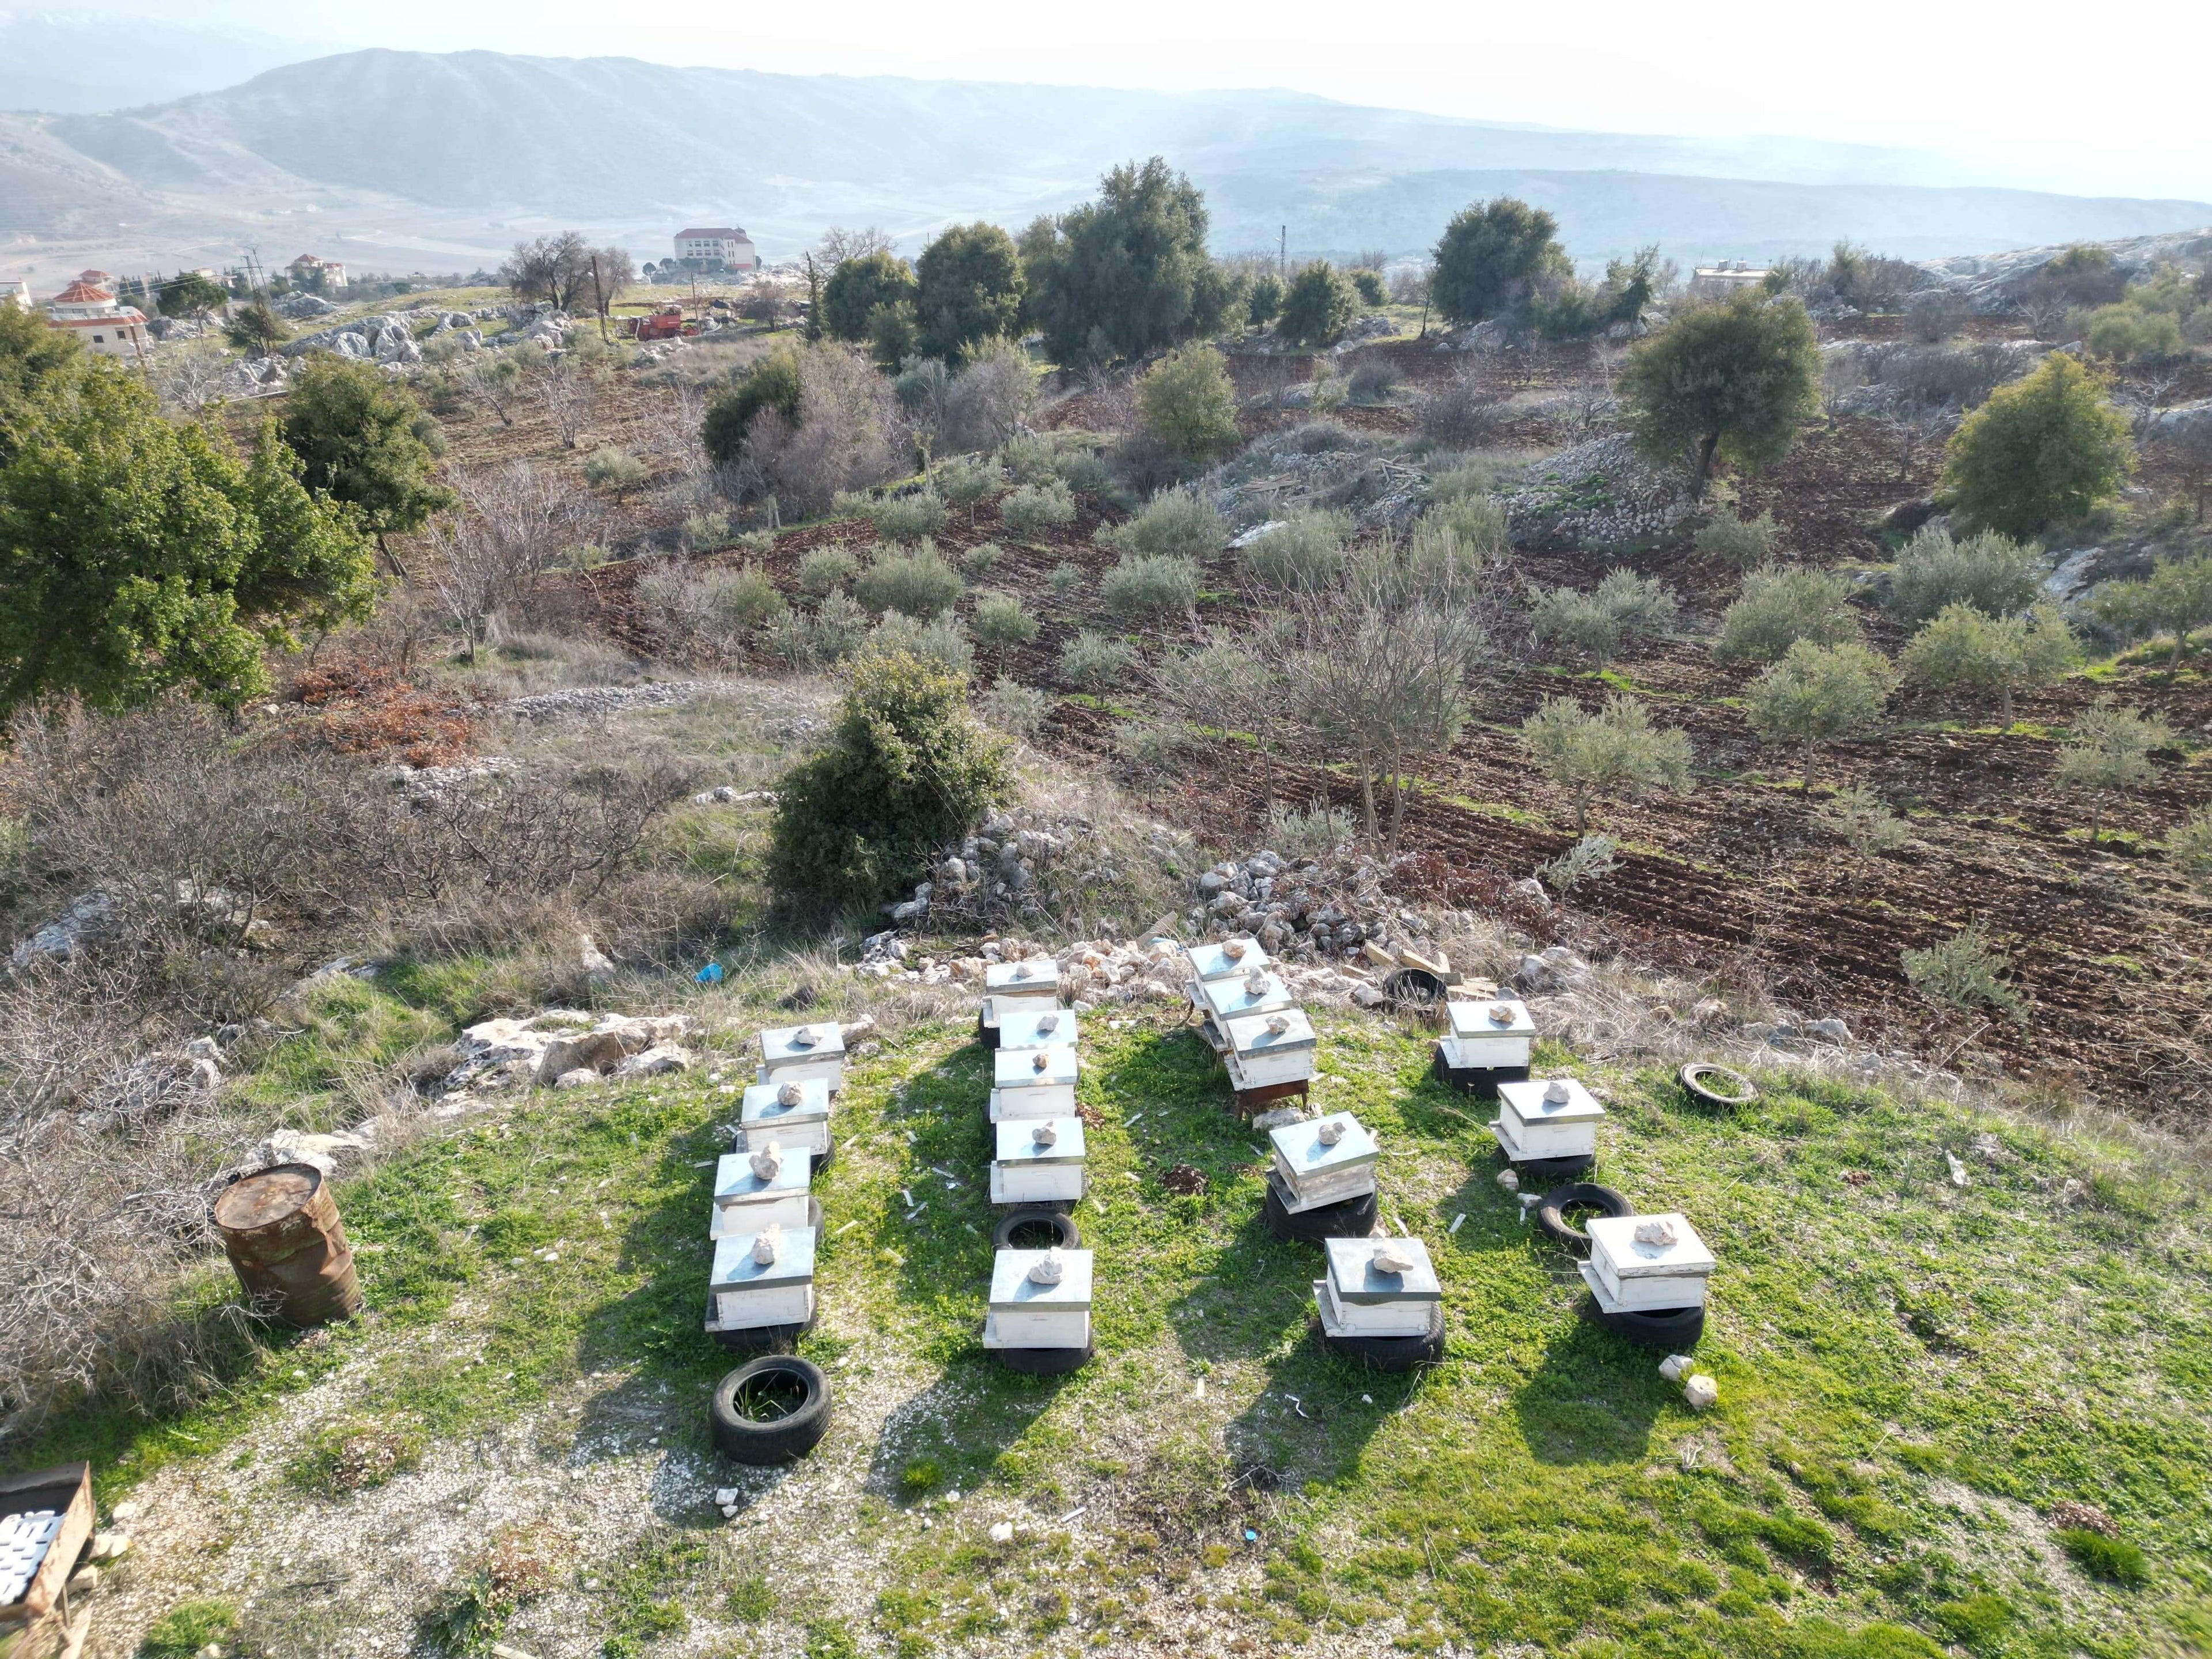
(1279, 225, 1286, 279)
(590, 253, 609, 343)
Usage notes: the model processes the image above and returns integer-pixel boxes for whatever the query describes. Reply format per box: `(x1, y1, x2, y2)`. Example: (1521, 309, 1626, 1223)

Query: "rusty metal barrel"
(212, 1161, 363, 1326)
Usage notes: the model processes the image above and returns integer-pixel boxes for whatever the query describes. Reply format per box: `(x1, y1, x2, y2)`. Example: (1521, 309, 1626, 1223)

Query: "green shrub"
(799, 546, 861, 595)
(1941, 352, 2133, 537)
(2081, 302, 2184, 363)
(679, 509, 731, 554)
(899, 1457, 944, 1497)
(1265, 797, 1354, 857)
(2055, 696, 2173, 843)
(767, 649, 1008, 915)
(1055, 447, 1113, 494)
(1103, 555, 1199, 620)
(1695, 509, 1784, 567)
(1744, 640, 1899, 787)
(1350, 268, 1386, 306)
(1622, 291, 1821, 490)
(1899, 599, 2078, 722)
(972, 590, 1040, 671)
(702, 347, 803, 468)
(1887, 527, 2046, 620)
(1714, 564, 1859, 662)
(767, 590, 869, 667)
(2057, 1528, 2147, 1585)
(1101, 488, 1225, 560)
(140, 1599, 238, 1659)
(582, 446, 647, 498)
(1519, 693, 1693, 832)
(1047, 562, 1084, 603)
(1430, 197, 1569, 325)
(1248, 274, 1283, 325)
(1135, 342, 1240, 461)
(2088, 551, 2212, 665)
(2171, 806, 2212, 890)
(1116, 717, 1196, 771)
(1529, 569, 1680, 664)
(979, 675, 1051, 740)
(1240, 509, 1352, 592)
(1277, 264, 1358, 347)
(937, 454, 1005, 522)
(1000, 479, 1077, 539)
(868, 611, 974, 675)
(856, 541, 963, 619)
(1902, 925, 2026, 1022)
(1814, 785, 1911, 855)
(869, 491, 948, 543)
(998, 433, 1058, 484)
(1060, 629, 1136, 692)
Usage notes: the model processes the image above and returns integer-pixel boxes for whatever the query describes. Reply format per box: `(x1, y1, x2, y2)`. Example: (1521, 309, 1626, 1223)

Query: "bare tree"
(537, 357, 594, 448)
(503, 232, 595, 311)
(2158, 419, 2212, 521)
(815, 226, 896, 267)
(428, 461, 595, 656)
(150, 350, 232, 416)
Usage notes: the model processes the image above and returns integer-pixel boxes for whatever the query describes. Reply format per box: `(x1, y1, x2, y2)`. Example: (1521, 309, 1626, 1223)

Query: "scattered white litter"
(1361, 1393, 1374, 1405)
(1284, 1393, 1310, 1419)
(834, 1221, 858, 1236)
(906, 1204, 927, 1221)
(900, 1188, 914, 1207)
(989, 1522, 1014, 1543)
(1946, 1152, 1969, 1187)
(930, 1166, 960, 1181)
(1055, 1506, 1087, 1525)
(1126, 1112, 1146, 1126)
(1123, 1171, 1141, 1183)
(691, 1160, 713, 1168)
(1193, 1378, 1206, 1400)
(1448, 1213, 1467, 1234)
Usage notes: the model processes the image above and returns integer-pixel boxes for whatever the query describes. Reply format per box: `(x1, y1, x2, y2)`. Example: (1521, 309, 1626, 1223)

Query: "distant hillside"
(3, 48, 2209, 274)
(0, 10, 319, 113)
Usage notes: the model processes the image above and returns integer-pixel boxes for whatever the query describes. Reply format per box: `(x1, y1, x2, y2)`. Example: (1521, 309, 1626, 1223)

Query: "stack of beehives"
(1184, 935, 1318, 1117)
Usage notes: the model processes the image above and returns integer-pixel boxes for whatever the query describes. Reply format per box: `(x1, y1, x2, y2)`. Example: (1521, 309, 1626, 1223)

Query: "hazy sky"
(105, 0, 2212, 200)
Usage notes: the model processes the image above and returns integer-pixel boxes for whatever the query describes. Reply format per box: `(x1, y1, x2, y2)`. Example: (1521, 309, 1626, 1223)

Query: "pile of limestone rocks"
(1499, 431, 1696, 550)
(442, 1009, 698, 1096)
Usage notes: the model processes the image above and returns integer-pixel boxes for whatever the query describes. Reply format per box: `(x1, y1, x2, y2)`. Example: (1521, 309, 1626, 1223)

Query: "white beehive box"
(1582, 1213, 1715, 1311)
(997, 1005, 1078, 1052)
(989, 1116, 1087, 1205)
(709, 1145, 815, 1237)
(983, 1247, 1093, 1350)
(1441, 997, 1536, 1070)
(741, 1076, 834, 1159)
(989, 1044, 1080, 1120)
(1195, 968, 1297, 1026)
(1268, 1111, 1378, 1212)
(1225, 1006, 1317, 1089)
(1315, 1235, 1441, 1338)
(986, 957, 1062, 1006)
(1492, 1077, 1604, 1161)
(1187, 936, 1271, 982)
(707, 1223, 817, 1330)
(756, 1021, 845, 1088)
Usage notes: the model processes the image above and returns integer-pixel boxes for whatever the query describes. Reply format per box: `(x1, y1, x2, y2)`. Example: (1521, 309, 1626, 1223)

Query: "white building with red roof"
(287, 253, 348, 290)
(673, 228, 758, 273)
(46, 278, 151, 362)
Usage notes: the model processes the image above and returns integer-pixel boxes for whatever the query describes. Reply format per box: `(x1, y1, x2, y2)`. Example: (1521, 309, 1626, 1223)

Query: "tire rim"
(1003, 1216, 1066, 1250)
(1680, 1063, 1758, 1105)
(1551, 1198, 1609, 1238)
(733, 1368, 810, 1423)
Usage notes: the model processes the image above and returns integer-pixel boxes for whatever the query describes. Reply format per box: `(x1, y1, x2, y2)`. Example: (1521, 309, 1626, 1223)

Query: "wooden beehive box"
(1225, 1006, 1317, 1090)
(1316, 1236, 1441, 1338)
(756, 1022, 845, 1089)
(985, 957, 1062, 1006)
(707, 1224, 817, 1332)
(741, 1077, 834, 1159)
(989, 1044, 1080, 1120)
(710, 1146, 815, 1238)
(0, 1464, 92, 1638)
(1582, 1214, 1715, 1312)
(1441, 997, 1536, 1070)
(988, 1116, 1087, 1205)
(1493, 1077, 1604, 1162)
(1187, 936, 1271, 983)
(1268, 1111, 1377, 1212)
(1195, 968, 1297, 1027)
(984, 1248, 1093, 1350)
(996, 1005, 1078, 1052)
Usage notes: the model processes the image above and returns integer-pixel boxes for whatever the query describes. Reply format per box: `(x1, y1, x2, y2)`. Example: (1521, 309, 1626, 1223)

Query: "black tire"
(991, 1208, 1082, 1251)
(709, 1299, 819, 1355)
(977, 1005, 1001, 1050)
(1509, 1150, 1596, 1181)
(1263, 1180, 1379, 1244)
(710, 1355, 831, 1463)
(1382, 968, 1447, 1012)
(1679, 1063, 1757, 1108)
(1313, 1302, 1446, 1374)
(993, 1339, 1093, 1376)
(1535, 1181, 1630, 1252)
(1582, 1297, 1706, 1350)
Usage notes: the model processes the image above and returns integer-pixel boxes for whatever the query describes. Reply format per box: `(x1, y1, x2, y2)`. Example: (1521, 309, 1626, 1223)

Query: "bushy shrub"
(1899, 600, 2078, 722)
(1240, 509, 1352, 592)
(1135, 343, 1240, 461)
(1347, 359, 1399, 404)
(937, 454, 1005, 522)
(1247, 274, 1283, 326)
(1622, 291, 1821, 490)
(767, 591, 869, 667)
(1115, 717, 1196, 772)
(1814, 785, 1911, 855)
(855, 541, 963, 619)
(2055, 696, 2173, 842)
(972, 590, 1040, 671)
(1103, 555, 1200, 619)
(1277, 264, 1358, 347)
(1695, 509, 1783, 567)
(1537, 832, 1620, 895)
(1744, 640, 1899, 787)
(1529, 569, 1680, 663)
(1419, 372, 1507, 446)
(1101, 487, 1225, 561)
(582, 446, 647, 498)
(798, 546, 861, 595)
(2168, 806, 2212, 890)
(1000, 479, 1077, 539)
(1427, 490, 1512, 556)
(2081, 303, 2184, 363)
(1941, 352, 2133, 537)
(1048, 562, 1084, 603)
(2088, 551, 2212, 665)
(680, 509, 732, 554)
(635, 561, 789, 659)
(1901, 925, 2025, 1022)
(868, 491, 948, 543)
(1887, 527, 2046, 620)
(1518, 693, 1693, 832)
(998, 433, 1058, 484)
(1429, 454, 1523, 502)
(1264, 797, 1354, 857)
(1905, 289, 1970, 343)
(960, 540, 1005, 575)
(979, 676, 1051, 741)
(868, 611, 974, 674)
(767, 649, 1009, 914)
(1714, 565, 1859, 662)
(1059, 629, 1135, 692)
(1054, 447, 1113, 495)
(2056, 1529, 2147, 1586)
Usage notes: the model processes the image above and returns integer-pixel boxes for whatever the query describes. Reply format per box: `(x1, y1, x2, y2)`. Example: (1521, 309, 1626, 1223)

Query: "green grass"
(21, 987, 2212, 1657)
(138, 1599, 237, 1658)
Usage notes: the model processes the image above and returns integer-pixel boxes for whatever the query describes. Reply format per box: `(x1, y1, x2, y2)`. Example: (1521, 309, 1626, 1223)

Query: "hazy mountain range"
(4, 41, 2208, 287)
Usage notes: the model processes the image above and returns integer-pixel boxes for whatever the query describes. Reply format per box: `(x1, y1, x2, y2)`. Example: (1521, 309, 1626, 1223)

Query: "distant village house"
(44, 278, 151, 362)
(287, 253, 349, 291)
(673, 228, 759, 274)
(1688, 261, 1773, 301)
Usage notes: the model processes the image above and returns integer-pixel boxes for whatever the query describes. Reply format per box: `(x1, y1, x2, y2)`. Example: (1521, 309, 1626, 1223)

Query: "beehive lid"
(997, 1006, 1078, 1050)
(1226, 1006, 1316, 1058)
(709, 1224, 817, 1291)
(1188, 937, 1271, 981)
(988, 1247, 1094, 1311)
(1497, 1077, 1604, 1124)
(1200, 971, 1296, 1020)
(1586, 1213, 1715, 1280)
(1325, 1236, 1442, 1303)
(993, 1046, 1080, 1089)
(713, 1149, 812, 1202)
(1270, 1111, 1376, 1177)
(758, 1022, 845, 1063)
(741, 1075, 832, 1127)
(986, 957, 1062, 995)
(1446, 998, 1536, 1040)
(994, 1117, 1086, 1165)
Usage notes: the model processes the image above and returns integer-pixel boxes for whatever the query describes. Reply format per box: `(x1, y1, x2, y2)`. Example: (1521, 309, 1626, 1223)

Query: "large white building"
(45, 278, 151, 362)
(287, 253, 348, 290)
(673, 227, 759, 274)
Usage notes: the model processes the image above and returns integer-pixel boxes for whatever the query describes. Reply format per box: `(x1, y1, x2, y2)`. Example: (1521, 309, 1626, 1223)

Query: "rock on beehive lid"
(997, 1005, 1079, 1050)
(987, 957, 1062, 995)
(1188, 937, 1274, 982)
(1198, 969, 1294, 1021)
(989, 1247, 1094, 1310)
(710, 1224, 817, 1291)
(759, 1022, 845, 1063)
(1227, 1005, 1315, 1055)
(1270, 1111, 1377, 1175)
(992, 1045, 1079, 1089)
(748, 1140, 783, 1181)
(995, 1116, 1085, 1162)
(1585, 1212, 1714, 1279)
(1324, 1235, 1441, 1302)
(741, 1075, 832, 1125)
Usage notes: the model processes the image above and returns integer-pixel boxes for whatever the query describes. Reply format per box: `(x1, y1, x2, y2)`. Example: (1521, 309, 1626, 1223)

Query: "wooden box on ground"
(1439, 998, 1536, 1071)
(740, 1077, 833, 1160)
(1581, 1214, 1714, 1312)
(707, 1225, 817, 1332)
(989, 1045, 1079, 1120)
(1315, 1236, 1441, 1338)
(1268, 1111, 1378, 1213)
(0, 1464, 92, 1649)
(1491, 1077, 1604, 1163)
(989, 1117, 1087, 1206)
(1225, 1007, 1317, 1090)
(1187, 937, 1271, 982)
(995, 1006, 1078, 1052)
(1192, 969, 1296, 1029)
(756, 1022, 844, 1090)
(710, 1148, 815, 1237)
(983, 1248, 1093, 1350)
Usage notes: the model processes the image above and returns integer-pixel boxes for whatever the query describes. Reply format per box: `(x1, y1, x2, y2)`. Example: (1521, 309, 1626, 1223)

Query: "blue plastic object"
(695, 961, 725, 984)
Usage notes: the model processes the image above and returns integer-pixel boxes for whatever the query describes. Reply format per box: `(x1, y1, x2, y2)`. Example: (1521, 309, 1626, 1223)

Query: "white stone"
(989, 1521, 1015, 1543)
(1683, 1374, 1719, 1411)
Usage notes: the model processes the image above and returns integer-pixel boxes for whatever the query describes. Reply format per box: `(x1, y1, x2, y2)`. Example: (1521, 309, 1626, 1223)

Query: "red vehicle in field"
(634, 304, 685, 340)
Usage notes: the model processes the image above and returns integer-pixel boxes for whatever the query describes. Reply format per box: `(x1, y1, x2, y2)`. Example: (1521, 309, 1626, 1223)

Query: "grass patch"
(138, 1599, 237, 1658)
(2058, 1528, 2149, 1585)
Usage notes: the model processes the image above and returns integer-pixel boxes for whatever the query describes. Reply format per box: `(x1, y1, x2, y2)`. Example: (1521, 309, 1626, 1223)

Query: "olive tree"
(1276, 264, 1357, 347)
(1430, 198, 1570, 326)
(2088, 551, 2212, 666)
(1940, 352, 2132, 537)
(2055, 697, 2173, 844)
(1714, 565, 1859, 663)
(1135, 343, 1240, 463)
(1744, 640, 1899, 789)
(1620, 291, 1821, 493)
(1899, 600, 2079, 724)
(1517, 694, 1692, 834)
